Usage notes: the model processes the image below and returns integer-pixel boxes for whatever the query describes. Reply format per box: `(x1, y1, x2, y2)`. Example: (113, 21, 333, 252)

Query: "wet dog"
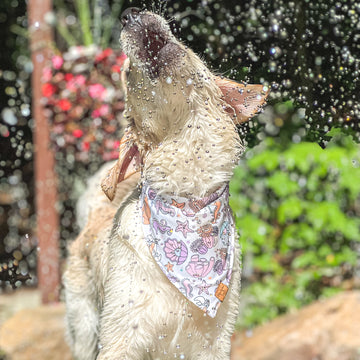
(63, 8, 268, 360)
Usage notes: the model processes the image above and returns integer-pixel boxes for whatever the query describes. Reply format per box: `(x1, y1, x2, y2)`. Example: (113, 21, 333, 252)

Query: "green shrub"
(230, 130, 360, 328)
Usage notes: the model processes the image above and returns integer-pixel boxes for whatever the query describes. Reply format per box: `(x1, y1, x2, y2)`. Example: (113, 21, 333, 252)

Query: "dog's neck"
(132, 83, 242, 198)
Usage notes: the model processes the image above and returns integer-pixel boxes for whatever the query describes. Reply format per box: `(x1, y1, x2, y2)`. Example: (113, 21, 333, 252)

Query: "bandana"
(139, 182, 235, 318)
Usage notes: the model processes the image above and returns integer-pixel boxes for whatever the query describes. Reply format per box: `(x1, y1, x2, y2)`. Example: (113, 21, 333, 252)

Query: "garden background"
(0, 0, 359, 353)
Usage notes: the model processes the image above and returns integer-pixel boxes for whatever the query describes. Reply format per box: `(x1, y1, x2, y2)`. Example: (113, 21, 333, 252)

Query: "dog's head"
(102, 8, 270, 200)
(119, 8, 222, 144)
(120, 8, 185, 81)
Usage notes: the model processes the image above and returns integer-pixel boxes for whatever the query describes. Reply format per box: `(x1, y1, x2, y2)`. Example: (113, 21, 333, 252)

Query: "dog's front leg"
(63, 254, 99, 360)
(96, 244, 155, 360)
(96, 197, 157, 360)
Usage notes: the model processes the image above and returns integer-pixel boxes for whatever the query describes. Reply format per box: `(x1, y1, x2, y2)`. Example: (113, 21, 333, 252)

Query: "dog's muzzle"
(121, 7, 142, 27)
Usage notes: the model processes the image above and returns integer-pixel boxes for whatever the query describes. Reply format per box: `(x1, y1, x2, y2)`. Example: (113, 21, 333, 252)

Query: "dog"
(63, 8, 269, 360)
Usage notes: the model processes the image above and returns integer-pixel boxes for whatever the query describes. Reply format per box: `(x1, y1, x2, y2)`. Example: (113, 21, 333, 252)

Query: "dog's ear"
(101, 131, 141, 201)
(215, 77, 270, 124)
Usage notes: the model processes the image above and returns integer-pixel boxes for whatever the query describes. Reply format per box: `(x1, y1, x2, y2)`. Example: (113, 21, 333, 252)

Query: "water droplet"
(1, 108, 17, 126)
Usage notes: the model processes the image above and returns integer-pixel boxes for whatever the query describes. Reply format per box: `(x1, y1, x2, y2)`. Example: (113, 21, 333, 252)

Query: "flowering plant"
(42, 45, 127, 162)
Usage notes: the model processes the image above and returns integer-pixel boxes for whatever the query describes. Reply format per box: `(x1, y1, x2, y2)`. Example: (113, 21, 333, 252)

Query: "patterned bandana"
(139, 182, 235, 318)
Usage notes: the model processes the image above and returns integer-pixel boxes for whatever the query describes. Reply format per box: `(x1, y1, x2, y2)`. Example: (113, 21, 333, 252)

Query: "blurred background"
(0, 0, 359, 358)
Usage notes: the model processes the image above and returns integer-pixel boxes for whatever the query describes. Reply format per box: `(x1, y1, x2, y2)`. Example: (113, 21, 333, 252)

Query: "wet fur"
(63, 11, 244, 360)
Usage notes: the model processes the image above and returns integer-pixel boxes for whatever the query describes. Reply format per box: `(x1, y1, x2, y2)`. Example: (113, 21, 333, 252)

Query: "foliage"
(53, 0, 125, 51)
(230, 129, 360, 328)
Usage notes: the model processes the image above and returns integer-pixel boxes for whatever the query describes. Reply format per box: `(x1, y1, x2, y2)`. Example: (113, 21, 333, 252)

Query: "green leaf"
(267, 172, 300, 197)
(248, 150, 280, 172)
(326, 127, 342, 138)
(294, 270, 317, 288)
(75, 0, 94, 46)
(101, 0, 125, 48)
(280, 223, 317, 253)
(277, 196, 303, 224)
(305, 201, 360, 240)
(253, 253, 280, 272)
(292, 251, 318, 269)
(297, 223, 318, 246)
(321, 287, 342, 298)
(339, 167, 360, 200)
(334, 247, 358, 266)
(284, 142, 323, 173)
(237, 214, 271, 247)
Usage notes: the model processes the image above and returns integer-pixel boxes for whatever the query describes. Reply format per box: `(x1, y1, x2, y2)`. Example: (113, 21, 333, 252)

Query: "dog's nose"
(121, 7, 141, 27)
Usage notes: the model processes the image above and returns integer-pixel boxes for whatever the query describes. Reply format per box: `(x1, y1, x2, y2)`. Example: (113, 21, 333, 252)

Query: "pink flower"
(66, 75, 86, 92)
(42, 83, 56, 97)
(88, 83, 106, 100)
(52, 55, 64, 70)
(82, 141, 90, 151)
(95, 48, 113, 62)
(42, 67, 52, 82)
(102, 150, 119, 161)
(92, 104, 110, 118)
(116, 53, 127, 64)
(72, 129, 83, 138)
(111, 65, 122, 73)
(64, 73, 74, 81)
(57, 99, 72, 111)
(104, 139, 120, 152)
(112, 140, 120, 149)
(75, 75, 86, 86)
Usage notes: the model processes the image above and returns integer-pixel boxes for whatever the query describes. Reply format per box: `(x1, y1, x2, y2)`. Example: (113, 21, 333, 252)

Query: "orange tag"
(215, 283, 229, 302)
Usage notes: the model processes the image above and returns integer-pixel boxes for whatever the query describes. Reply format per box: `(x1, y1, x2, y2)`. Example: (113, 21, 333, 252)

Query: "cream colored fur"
(63, 10, 245, 360)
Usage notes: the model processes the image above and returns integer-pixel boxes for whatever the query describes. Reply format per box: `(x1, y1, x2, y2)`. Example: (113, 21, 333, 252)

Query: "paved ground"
(0, 288, 245, 359)
(0, 288, 41, 327)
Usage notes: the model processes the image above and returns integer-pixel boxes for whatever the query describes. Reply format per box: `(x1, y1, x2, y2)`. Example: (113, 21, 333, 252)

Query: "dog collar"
(139, 181, 235, 318)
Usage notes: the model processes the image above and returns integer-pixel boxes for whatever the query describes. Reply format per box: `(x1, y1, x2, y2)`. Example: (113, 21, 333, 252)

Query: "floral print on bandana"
(139, 182, 235, 318)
